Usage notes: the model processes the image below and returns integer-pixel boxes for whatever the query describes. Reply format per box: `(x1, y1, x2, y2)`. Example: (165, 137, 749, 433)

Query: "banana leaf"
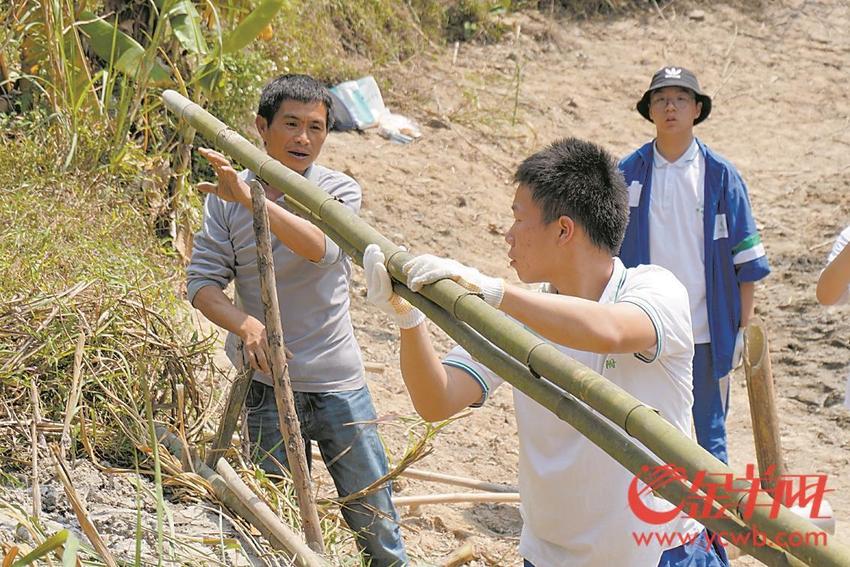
(77, 11, 172, 85)
(222, 0, 285, 54)
(165, 0, 208, 55)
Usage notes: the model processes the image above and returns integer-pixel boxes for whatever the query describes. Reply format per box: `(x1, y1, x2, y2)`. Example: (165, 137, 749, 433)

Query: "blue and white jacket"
(618, 139, 770, 380)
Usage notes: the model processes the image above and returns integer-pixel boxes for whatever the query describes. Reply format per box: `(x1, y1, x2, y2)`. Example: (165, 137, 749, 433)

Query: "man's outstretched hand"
(403, 254, 504, 308)
(197, 147, 252, 208)
(363, 245, 425, 329)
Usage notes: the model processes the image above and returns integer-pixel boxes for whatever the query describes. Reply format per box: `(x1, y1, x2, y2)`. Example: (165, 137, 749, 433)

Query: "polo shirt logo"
(664, 67, 682, 78)
(605, 358, 616, 369)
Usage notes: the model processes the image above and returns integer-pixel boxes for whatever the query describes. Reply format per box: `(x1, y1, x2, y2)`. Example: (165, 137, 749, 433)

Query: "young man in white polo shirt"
(619, 67, 770, 464)
(363, 138, 727, 566)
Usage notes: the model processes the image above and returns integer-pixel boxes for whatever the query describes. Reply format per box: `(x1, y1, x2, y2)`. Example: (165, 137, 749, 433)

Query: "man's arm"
(404, 255, 659, 356)
(499, 285, 658, 355)
(192, 285, 272, 374)
(817, 243, 850, 305)
(363, 245, 484, 422)
(197, 148, 326, 262)
(399, 324, 488, 422)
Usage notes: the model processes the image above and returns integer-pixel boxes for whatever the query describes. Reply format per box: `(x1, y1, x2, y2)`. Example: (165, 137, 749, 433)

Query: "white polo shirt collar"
(653, 138, 699, 169)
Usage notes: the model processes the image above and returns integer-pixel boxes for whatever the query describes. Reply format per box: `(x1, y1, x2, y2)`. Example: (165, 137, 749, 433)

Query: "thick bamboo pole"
(280, 199, 811, 567)
(743, 319, 786, 493)
(205, 362, 254, 468)
(162, 90, 849, 566)
(248, 179, 324, 552)
(155, 426, 329, 567)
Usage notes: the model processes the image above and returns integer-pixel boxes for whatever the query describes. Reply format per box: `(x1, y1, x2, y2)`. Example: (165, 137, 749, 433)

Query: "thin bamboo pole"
(162, 90, 848, 566)
(393, 493, 520, 506)
(50, 444, 120, 567)
(287, 202, 811, 567)
(60, 331, 84, 463)
(398, 468, 516, 493)
(30, 382, 41, 520)
(308, 447, 516, 492)
(155, 426, 328, 567)
(248, 179, 324, 553)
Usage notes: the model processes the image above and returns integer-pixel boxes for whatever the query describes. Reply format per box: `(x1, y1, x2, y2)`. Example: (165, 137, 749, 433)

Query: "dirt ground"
(4, 1, 850, 565)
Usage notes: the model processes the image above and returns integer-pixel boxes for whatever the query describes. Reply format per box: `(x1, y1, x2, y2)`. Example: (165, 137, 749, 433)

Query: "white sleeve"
(443, 344, 504, 408)
(616, 266, 694, 365)
(825, 226, 850, 305)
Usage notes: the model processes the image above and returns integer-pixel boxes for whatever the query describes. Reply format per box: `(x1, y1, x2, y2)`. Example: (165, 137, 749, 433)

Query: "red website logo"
(627, 463, 832, 524)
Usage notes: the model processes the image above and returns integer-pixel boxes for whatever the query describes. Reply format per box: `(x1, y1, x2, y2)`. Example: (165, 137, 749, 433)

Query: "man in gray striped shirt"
(187, 74, 407, 566)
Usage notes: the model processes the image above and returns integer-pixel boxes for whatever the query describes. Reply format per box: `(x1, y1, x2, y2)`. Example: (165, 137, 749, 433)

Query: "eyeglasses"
(650, 94, 696, 109)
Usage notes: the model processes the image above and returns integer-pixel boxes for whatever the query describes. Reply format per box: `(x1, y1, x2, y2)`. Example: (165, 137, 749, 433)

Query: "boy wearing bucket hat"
(619, 66, 770, 464)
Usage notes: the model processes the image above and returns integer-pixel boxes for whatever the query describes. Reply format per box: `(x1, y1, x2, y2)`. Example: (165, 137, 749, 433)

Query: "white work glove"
(403, 254, 505, 308)
(733, 328, 745, 369)
(363, 245, 426, 329)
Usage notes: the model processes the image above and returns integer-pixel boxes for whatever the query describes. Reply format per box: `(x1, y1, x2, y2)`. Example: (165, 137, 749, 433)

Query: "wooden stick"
(400, 468, 516, 493)
(249, 179, 324, 553)
(154, 426, 328, 567)
(743, 319, 786, 494)
(205, 357, 253, 468)
(392, 492, 520, 507)
(175, 383, 194, 474)
(442, 541, 475, 567)
(30, 382, 41, 519)
(50, 444, 119, 567)
(60, 331, 85, 464)
(310, 447, 517, 492)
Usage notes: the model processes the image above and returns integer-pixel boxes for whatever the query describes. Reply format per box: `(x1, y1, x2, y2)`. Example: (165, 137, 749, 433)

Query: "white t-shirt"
(824, 225, 850, 409)
(443, 258, 701, 567)
(648, 139, 710, 344)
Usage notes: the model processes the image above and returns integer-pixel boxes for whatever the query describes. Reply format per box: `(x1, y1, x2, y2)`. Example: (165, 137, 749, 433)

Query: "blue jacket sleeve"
(726, 169, 770, 283)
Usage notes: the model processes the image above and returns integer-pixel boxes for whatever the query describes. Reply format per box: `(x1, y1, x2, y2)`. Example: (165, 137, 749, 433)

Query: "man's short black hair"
(257, 74, 335, 130)
(514, 137, 629, 255)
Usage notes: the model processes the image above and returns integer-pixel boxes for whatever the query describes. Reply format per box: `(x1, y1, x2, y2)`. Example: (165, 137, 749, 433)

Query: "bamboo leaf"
(166, 1, 208, 55)
(221, 0, 286, 54)
(77, 11, 172, 85)
(10, 530, 68, 566)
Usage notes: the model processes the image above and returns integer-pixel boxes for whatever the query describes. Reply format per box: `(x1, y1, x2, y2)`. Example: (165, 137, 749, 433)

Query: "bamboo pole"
(50, 444, 119, 567)
(60, 331, 85, 463)
(280, 203, 811, 567)
(162, 91, 849, 566)
(205, 362, 254, 468)
(398, 468, 516, 493)
(155, 426, 328, 567)
(248, 178, 324, 553)
(442, 541, 475, 567)
(309, 447, 516, 492)
(30, 382, 41, 520)
(743, 319, 785, 493)
(393, 492, 520, 507)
